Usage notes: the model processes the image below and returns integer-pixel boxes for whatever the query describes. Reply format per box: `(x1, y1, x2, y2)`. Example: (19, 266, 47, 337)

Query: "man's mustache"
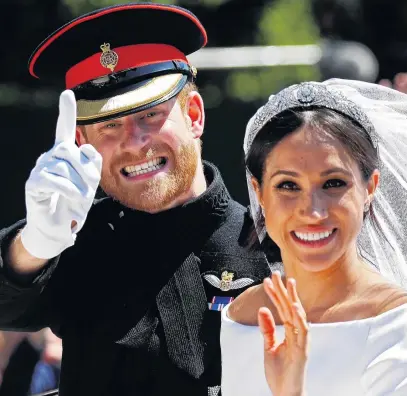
(112, 145, 169, 167)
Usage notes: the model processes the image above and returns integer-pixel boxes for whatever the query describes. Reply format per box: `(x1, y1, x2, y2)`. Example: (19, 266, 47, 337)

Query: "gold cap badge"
(190, 65, 198, 79)
(100, 43, 119, 72)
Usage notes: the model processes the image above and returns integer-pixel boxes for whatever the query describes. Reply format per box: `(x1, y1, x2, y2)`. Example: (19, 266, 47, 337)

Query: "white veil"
(244, 79, 407, 287)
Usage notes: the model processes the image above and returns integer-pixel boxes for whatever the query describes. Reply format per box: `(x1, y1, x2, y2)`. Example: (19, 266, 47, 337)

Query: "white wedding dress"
(221, 303, 407, 396)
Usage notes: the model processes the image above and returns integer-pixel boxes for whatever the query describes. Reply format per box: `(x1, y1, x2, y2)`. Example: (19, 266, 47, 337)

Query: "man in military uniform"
(0, 3, 275, 395)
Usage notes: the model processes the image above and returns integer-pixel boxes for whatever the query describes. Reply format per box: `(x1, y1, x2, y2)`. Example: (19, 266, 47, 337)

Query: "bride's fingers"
(264, 278, 288, 324)
(287, 279, 306, 316)
(292, 303, 309, 350)
(258, 307, 277, 353)
(272, 272, 293, 323)
(287, 278, 297, 303)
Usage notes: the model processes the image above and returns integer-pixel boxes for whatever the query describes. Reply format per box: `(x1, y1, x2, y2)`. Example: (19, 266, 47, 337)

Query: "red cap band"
(65, 43, 188, 89)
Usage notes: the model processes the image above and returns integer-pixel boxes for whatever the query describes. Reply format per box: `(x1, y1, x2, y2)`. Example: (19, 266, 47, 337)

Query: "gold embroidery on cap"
(76, 74, 183, 121)
(100, 43, 119, 72)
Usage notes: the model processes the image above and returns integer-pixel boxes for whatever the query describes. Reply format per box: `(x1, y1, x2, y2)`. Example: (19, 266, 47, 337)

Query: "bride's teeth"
(294, 230, 333, 241)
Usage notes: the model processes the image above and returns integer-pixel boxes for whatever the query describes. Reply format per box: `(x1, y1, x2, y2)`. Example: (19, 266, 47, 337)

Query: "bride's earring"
(364, 200, 370, 213)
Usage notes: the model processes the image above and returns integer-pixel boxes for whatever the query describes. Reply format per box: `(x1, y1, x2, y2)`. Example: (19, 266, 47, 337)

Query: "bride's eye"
(323, 179, 346, 189)
(276, 181, 299, 191)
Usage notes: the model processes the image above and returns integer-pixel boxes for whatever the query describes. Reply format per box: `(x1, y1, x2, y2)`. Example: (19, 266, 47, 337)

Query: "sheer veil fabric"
(244, 79, 407, 287)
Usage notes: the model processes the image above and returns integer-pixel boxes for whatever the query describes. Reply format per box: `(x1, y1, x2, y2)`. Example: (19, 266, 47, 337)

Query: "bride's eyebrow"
(320, 168, 352, 177)
(269, 168, 352, 180)
(269, 170, 299, 180)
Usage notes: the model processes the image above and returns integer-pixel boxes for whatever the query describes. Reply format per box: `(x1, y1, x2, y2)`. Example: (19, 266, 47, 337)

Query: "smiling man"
(78, 84, 205, 213)
(0, 3, 272, 396)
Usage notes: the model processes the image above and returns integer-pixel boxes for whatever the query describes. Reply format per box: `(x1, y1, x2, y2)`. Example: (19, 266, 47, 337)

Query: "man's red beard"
(100, 141, 199, 212)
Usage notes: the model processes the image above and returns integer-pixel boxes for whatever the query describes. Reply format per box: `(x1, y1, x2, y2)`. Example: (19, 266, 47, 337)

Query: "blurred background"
(0, 0, 406, 394)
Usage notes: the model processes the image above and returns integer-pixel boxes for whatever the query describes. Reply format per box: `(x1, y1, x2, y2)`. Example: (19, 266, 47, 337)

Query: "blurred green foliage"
(62, 0, 321, 101)
(226, 0, 321, 101)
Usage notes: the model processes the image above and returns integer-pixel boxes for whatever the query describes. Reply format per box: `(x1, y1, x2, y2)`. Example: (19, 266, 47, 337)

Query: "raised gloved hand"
(21, 90, 102, 259)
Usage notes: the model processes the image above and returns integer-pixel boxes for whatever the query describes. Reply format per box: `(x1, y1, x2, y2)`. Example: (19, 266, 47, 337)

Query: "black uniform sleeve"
(0, 220, 61, 331)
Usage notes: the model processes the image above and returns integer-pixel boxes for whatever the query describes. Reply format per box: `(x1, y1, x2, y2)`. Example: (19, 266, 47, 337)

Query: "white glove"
(20, 90, 102, 259)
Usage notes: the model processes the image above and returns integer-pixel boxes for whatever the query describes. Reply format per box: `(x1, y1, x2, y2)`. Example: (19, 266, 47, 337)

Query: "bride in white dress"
(221, 79, 407, 396)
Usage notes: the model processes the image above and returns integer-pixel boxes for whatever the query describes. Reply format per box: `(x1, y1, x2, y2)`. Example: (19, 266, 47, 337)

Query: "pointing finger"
(55, 90, 77, 145)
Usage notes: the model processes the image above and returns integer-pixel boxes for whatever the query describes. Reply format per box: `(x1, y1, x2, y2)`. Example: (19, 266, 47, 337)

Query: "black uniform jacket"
(0, 162, 274, 396)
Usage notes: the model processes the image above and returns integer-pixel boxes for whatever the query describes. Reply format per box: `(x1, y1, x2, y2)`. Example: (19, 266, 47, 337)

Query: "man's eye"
(140, 112, 157, 120)
(104, 123, 119, 128)
(276, 181, 299, 191)
(323, 179, 347, 189)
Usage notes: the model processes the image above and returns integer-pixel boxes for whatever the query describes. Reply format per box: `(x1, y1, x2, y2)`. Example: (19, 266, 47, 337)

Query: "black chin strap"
(73, 60, 194, 100)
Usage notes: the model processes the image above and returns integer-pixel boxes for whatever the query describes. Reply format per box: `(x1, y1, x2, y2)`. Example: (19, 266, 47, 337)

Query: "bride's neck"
(281, 248, 367, 315)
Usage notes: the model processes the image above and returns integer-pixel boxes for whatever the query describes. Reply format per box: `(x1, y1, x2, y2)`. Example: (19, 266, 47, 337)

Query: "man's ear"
(185, 91, 205, 139)
(76, 126, 87, 146)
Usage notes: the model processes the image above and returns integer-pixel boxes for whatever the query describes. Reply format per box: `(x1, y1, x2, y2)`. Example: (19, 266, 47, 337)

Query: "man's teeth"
(124, 158, 165, 176)
(294, 230, 334, 241)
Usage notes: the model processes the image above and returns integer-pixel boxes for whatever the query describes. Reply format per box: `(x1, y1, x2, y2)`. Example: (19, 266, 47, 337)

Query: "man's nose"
(123, 123, 152, 149)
